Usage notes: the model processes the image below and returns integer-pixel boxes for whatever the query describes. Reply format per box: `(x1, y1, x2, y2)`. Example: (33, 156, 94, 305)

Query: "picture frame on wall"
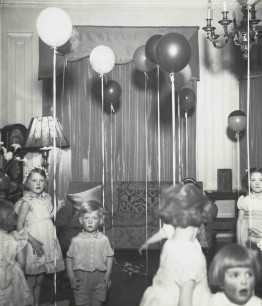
(217, 169, 232, 192)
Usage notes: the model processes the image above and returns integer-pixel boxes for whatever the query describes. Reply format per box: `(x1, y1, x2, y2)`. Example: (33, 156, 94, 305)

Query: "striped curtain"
(41, 27, 199, 197)
(237, 39, 262, 179)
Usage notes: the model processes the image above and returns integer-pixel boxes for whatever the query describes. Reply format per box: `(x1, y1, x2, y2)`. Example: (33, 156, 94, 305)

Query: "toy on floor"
(120, 261, 147, 276)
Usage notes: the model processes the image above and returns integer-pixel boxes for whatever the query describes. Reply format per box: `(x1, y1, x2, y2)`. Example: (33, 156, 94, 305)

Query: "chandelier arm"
(202, 1, 261, 60)
(212, 37, 229, 49)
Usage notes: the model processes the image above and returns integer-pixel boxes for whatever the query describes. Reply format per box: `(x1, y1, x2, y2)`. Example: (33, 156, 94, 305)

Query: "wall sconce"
(23, 116, 70, 170)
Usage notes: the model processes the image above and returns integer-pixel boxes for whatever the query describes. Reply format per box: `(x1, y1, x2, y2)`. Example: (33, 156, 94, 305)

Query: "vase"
(0, 170, 11, 198)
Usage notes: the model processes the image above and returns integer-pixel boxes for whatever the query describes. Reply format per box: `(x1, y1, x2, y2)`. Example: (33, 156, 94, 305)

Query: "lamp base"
(40, 147, 52, 171)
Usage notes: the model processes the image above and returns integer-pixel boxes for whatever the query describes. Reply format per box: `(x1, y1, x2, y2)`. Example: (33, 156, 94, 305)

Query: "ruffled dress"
(0, 229, 33, 306)
(210, 292, 262, 306)
(237, 194, 262, 248)
(139, 239, 211, 306)
(15, 191, 65, 275)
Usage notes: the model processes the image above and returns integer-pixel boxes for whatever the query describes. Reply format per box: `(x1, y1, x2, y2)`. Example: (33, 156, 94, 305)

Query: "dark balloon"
(228, 110, 247, 132)
(155, 32, 191, 73)
(104, 80, 122, 104)
(145, 34, 162, 64)
(179, 87, 196, 111)
(133, 45, 156, 73)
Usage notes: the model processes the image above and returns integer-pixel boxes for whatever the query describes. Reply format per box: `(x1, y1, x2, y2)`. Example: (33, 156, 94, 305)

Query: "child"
(66, 200, 114, 306)
(139, 178, 213, 254)
(208, 243, 262, 305)
(237, 167, 262, 249)
(0, 198, 33, 306)
(15, 166, 65, 306)
(139, 184, 212, 306)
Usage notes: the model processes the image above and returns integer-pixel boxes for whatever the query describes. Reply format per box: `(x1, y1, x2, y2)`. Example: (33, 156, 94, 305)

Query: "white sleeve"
(160, 224, 175, 239)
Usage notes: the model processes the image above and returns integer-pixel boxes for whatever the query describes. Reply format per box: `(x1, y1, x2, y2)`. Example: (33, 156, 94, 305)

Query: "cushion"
(67, 185, 102, 214)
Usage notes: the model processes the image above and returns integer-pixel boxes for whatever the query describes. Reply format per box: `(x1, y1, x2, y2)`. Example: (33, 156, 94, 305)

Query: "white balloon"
(90, 45, 116, 74)
(174, 64, 192, 89)
(36, 7, 72, 47)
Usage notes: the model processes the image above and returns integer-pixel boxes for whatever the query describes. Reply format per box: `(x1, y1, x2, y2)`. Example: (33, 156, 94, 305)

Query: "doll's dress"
(237, 194, 262, 248)
(139, 239, 210, 306)
(0, 229, 33, 306)
(15, 191, 65, 274)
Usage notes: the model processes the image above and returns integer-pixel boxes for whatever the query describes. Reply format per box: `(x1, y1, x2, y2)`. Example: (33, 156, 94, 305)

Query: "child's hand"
(57, 199, 66, 211)
(138, 242, 148, 255)
(249, 228, 262, 238)
(103, 274, 112, 289)
(30, 237, 44, 257)
(69, 275, 80, 290)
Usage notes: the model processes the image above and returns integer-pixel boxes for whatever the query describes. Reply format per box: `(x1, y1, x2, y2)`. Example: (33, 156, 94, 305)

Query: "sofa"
(56, 181, 217, 254)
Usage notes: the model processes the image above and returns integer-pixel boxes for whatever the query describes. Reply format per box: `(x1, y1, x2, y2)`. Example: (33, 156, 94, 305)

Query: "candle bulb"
(207, 7, 211, 19)
(223, 0, 227, 12)
(207, 0, 212, 19)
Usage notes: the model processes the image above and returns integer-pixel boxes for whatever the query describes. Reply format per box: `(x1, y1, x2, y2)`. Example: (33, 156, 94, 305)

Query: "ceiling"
(1, 0, 261, 8)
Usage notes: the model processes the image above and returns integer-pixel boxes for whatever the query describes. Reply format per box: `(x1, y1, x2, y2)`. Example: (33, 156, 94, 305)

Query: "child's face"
(250, 172, 262, 193)
(79, 211, 102, 233)
(27, 172, 46, 194)
(223, 266, 256, 305)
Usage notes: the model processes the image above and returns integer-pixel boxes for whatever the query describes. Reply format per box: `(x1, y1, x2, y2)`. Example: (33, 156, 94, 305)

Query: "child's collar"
(27, 191, 46, 199)
(250, 193, 262, 199)
(81, 229, 100, 238)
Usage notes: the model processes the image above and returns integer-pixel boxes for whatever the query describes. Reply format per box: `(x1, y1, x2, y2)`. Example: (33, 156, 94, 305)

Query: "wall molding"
(1, 0, 253, 9)
(5, 32, 34, 125)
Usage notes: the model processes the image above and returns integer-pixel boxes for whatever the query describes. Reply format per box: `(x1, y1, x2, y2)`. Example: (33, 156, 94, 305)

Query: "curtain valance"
(39, 26, 200, 80)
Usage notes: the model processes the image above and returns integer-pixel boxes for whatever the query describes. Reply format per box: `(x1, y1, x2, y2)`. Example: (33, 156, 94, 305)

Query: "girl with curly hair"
(139, 184, 212, 306)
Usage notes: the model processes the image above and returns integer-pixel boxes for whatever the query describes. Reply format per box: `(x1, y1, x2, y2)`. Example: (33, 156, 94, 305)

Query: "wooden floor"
(39, 235, 241, 306)
(39, 250, 160, 306)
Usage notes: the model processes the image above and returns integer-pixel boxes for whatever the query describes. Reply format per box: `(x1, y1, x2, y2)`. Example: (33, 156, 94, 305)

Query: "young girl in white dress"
(0, 199, 33, 306)
(15, 167, 65, 306)
(138, 178, 215, 254)
(237, 167, 262, 249)
(209, 243, 262, 306)
(139, 184, 212, 306)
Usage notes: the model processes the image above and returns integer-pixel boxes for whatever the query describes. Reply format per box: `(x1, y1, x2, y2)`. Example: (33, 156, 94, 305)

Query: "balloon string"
(195, 82, 199, 181)
(144, 72, 149, 87)
(247, 6, 251, 248)
(185, 110, 188, 177)
(144, 72, 148, 275)
(100, 74, 105, 234)
(157, 65, 161, 231)
(236, 132, 240, 198)
(110, 105, 115, 250)
(178, 93, 181, 182)
(52, 46, 57, 302)
(61, 60, 66, 117)
(170, 73, 176, 185)
(100, 73, 108, 84)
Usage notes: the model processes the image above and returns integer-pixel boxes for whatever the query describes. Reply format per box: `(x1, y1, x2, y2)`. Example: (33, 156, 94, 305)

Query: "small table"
(205, 190, 239, 233)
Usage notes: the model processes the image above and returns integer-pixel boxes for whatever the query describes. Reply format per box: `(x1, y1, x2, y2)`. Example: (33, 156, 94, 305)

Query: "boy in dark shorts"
(66, 201, 114, 306)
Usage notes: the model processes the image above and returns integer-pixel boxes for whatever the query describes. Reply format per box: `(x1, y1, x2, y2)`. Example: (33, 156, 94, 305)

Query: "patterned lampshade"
(24, 116, 70, 150)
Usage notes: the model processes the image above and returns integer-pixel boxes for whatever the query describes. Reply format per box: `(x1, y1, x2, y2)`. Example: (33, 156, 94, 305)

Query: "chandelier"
(202, 0, 261, 59)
